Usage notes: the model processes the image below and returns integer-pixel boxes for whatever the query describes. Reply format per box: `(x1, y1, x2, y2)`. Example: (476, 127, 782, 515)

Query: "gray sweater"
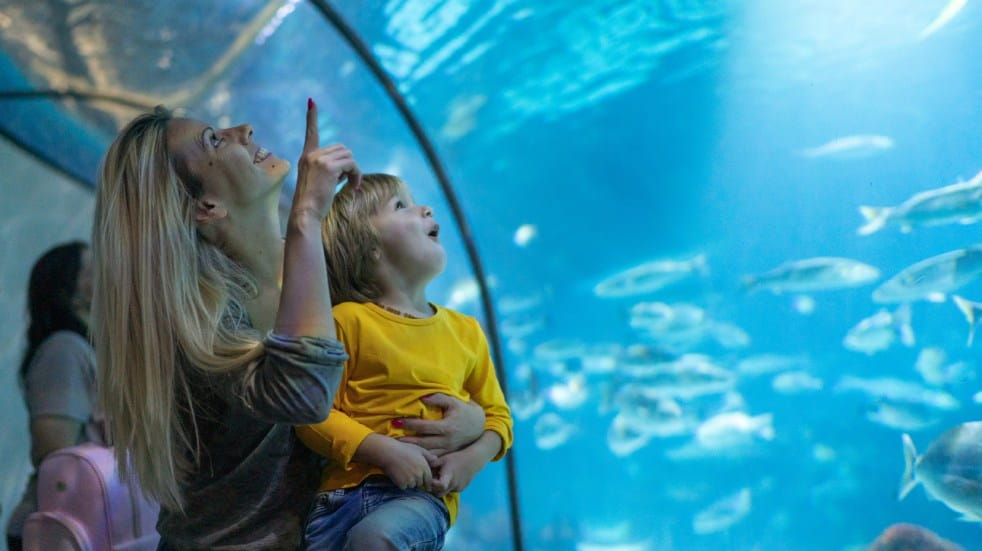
(157, 333, 346, 550)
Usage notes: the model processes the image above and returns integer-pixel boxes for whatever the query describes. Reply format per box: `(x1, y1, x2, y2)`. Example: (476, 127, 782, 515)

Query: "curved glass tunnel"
(1, 1, 981, 549)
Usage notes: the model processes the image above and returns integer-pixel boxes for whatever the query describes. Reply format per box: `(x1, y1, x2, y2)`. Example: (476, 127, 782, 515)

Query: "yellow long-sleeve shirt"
(295, 301, 513, 525)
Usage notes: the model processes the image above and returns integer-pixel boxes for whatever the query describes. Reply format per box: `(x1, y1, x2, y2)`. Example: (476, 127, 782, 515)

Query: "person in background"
(6, 241, 103, 551)
(297, 173, 513, 550)
(92, 103, 485, 550)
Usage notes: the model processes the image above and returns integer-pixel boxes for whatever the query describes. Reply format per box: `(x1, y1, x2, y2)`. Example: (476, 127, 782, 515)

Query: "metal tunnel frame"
(308, 2, 526, 550)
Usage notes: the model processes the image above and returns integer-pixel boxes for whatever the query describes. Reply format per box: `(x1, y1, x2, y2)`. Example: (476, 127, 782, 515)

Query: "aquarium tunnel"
(1, 1, 981, 550)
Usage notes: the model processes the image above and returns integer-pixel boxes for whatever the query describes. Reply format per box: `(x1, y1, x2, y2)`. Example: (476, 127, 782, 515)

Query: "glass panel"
(335, 1, 982, 550)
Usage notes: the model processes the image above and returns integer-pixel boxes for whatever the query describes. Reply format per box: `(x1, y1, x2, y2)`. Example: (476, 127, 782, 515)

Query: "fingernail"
(391, 419, 404, 428)
(307, 98, 314, 110)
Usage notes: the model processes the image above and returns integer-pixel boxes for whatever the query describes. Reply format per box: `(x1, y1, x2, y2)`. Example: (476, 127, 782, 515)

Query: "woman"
(6, 241, 102, 551)
(92, 102, 484, 550)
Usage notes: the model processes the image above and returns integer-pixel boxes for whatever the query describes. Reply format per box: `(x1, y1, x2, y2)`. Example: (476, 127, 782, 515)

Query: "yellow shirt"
(295, 302, 514, 524)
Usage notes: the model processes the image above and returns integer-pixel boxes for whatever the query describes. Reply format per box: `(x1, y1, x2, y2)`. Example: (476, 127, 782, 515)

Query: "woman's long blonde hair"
(92, 107, 263, 511)
(322, 173, 406, 305)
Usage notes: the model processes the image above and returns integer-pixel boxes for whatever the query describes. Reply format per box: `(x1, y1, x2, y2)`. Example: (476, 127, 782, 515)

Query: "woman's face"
(166, 117, 290, 209)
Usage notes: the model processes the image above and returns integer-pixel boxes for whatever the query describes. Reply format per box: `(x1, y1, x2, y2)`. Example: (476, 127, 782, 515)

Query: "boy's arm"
(295, 407, 374, 469)
(463, 319, 514, 460)
(293, 319, 374, 469)
(430, 320, 514, 497)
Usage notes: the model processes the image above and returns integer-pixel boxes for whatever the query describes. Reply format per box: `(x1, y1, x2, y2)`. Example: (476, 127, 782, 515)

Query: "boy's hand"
(428, 447, 485, 498)
(378, 438, 437, 491)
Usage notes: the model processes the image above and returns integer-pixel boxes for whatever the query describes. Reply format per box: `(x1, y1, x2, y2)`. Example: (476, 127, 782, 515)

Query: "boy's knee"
(344, 524, 401, 551)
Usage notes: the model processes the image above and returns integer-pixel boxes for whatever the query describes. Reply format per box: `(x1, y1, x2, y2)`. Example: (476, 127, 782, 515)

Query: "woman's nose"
(226, 124, 254, 144)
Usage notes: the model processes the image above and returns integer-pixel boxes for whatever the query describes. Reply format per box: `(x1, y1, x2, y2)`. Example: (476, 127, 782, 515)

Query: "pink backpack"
(22, 443, 160, 551)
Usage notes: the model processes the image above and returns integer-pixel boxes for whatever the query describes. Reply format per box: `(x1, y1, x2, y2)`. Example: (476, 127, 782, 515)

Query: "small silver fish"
(744, 257, 880, 294)
(595, 254, 708, 298)
(799, 134, 894, 160)
(900, 422, 982, 521)
(842, 304, 915, 355)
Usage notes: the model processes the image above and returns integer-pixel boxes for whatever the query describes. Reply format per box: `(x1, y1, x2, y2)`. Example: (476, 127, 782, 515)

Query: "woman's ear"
(195, 198, 228, 224)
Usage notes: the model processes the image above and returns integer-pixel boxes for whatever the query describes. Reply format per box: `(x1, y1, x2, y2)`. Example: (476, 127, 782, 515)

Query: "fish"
(631, 302, 750, 351)
(743, 257, 880, 294)
(857, 169, 982, 235)
(695, 411, 775, 450)
(798, 134, 894, 160)
(623, 354, 735, 399)
(509, 388, 545, 421)
(533, 412, 577, 450)
(900, 422, 982, 521)
(737, 353, 809, 377)
(918, 0, 968, 40)
(842, 304, 915, 355)
(692, 488, 752, 535)
(630, 301, 706, 332)
(873, 246, 982, 303)
(607, 413, 654, 457)
(867, 400, 939, 432)
(835, 376, 959, 411)
(868, 523, 964, 551)
(513, 224, 537, 247)
(546, 373, 589, 410)
(952, 295, 982, 346)
(595, 253, 708, 298)
(771, 370, 824, 394)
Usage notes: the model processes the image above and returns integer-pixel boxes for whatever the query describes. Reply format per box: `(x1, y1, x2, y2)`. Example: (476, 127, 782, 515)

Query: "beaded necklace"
(374, 302, 426, 319)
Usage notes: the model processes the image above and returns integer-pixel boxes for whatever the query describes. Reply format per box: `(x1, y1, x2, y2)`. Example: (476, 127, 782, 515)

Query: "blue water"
(327, 1, 982, 549)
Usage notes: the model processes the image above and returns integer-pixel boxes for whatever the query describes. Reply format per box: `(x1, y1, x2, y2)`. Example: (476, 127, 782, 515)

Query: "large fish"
(900, 422, 982, 521)
(743, 257, 880, 294)
(873, 246, 982, 303)
(595, 254, 708, 298)
(858, 169, 982, 235)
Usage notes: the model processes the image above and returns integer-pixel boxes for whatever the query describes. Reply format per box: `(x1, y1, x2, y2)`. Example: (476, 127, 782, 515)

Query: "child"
(297, 173, 513, 550)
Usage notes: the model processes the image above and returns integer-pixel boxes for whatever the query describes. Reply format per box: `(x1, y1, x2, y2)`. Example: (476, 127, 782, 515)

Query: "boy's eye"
(209, 131, 223, 148)
(395, 201, 405, 209)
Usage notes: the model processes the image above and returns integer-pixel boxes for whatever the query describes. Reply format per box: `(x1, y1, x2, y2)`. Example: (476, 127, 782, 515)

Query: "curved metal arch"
(306, 2, 525, 549)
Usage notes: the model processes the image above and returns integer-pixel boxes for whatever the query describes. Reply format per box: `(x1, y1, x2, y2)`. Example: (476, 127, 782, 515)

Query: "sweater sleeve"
(294, 320, 374, 469)
(465, 318, 513, 461)
(216, 332, 347, 425)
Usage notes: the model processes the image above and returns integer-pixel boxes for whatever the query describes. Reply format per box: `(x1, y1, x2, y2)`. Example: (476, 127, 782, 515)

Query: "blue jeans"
(301, 476, 450, 551)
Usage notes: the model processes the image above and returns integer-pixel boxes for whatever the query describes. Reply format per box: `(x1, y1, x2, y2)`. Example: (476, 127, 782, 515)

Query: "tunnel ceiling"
(0, 0, 729, 185)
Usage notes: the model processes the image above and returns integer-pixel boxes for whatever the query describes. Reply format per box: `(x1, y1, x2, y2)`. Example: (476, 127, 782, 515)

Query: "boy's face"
(370, 188, 447, 284)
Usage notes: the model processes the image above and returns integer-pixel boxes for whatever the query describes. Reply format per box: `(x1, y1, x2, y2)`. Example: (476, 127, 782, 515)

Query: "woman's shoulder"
(37, 330, 93, 357)
(26, 331, 95, 386)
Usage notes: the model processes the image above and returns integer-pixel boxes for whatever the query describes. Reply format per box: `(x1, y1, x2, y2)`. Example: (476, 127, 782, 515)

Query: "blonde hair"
(92, 107, 264, 511)
(322, 173, 406, 304)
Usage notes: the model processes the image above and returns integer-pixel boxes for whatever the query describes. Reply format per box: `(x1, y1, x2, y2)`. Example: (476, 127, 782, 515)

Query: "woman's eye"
(395, 201, 405, 209)
(209, 132, 223, 148)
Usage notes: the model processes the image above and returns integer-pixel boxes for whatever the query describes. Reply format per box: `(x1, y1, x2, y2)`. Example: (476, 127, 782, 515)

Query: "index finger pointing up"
(303, 98, 318, 154)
